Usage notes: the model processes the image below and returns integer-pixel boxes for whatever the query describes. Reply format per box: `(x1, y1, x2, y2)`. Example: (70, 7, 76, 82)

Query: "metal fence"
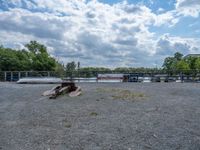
(1, 70, 200, 82)
(0, 71, 61, 82)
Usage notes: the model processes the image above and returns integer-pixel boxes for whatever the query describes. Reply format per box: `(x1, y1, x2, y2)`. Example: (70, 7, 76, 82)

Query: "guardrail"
(1, 71, 200, 82)
(0, 71, 60, 82)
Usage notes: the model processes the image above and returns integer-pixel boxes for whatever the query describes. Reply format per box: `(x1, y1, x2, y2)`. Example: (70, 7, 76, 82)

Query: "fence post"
(18, 72, 21, 79)
(4, 72, 7, 81)
(78, 70, 80, 83)
(11, 72, 13, 81)
(180, 72, 183, 83)
(96, 72, 98, 83)
(47, 72, 50, 77)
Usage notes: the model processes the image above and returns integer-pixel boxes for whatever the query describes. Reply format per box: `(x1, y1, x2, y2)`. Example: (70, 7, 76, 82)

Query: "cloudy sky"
(0, 0, 200, 67)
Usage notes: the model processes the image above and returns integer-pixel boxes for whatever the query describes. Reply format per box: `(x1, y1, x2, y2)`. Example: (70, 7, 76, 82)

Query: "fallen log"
(49, 86, 70, 99)
(42, 82, 81, 99)
(69, 86, 82, 97)
(42, 86, 60, 96)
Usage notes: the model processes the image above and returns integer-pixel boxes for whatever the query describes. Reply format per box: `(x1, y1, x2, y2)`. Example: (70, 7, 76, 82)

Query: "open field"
(0, 82, 200, 150)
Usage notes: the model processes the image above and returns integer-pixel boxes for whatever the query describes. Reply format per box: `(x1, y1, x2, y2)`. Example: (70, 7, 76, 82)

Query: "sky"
(0, 0, 200, 68)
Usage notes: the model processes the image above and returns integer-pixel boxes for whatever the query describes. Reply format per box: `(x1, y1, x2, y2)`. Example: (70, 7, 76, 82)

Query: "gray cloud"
(122, 4, 143, 14)
(113, 37, 138, 46)
(176, 0, 200, 17)
(0, 9, 70, 40)
(0, 0, 200, 67)
(85, 11, 96, 18)
(176, 0, 200, 8)
(156, 35, 199, 56)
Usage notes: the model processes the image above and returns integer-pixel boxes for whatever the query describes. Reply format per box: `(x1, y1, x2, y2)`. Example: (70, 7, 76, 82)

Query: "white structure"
(142, 77, 151, 83)
(17, 77, 63, 84)
(97, 74, 124, 82)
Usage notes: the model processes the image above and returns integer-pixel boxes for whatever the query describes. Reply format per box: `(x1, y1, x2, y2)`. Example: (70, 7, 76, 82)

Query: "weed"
(90, 112, 98, 116)
(96, 88, 146, 101)
(64, 123, 71, 128)
(63, 119, 72, 128)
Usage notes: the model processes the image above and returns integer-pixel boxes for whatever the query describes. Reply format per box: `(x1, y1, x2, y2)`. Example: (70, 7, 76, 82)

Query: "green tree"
(185, 56, 197, 70)
(54, 62, 65, 77)
(0, 41, 62, 71)
(174, 52, 183, 61)
(0, 47, 23, 71)
(25, 41, 56, 71)
(162, 52, 185, 74)
(66, 61, 76, 72)
(25, 41, 46, 54)
(66, 61, 77, 77)
(194, 58, 200, 70)
(162, 57, 176, 71)
(175, 60, 190, 74)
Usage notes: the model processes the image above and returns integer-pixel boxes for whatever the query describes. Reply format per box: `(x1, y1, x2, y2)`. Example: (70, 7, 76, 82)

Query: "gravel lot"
(0, 82, 200, 150)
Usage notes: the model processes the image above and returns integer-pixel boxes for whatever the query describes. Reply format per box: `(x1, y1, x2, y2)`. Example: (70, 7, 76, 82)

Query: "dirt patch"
(96, 88, 146, 101)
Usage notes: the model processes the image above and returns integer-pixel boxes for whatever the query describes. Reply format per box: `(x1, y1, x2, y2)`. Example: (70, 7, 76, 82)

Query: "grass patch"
(64, 123, 71, 128)
(96, 88, 146, 101)
(90, 112, 98, 116)
(96, 88, 122, 93)
(170, 91, 179, 95)
(62, 119, 72, 128)
(112, 90, 145, 100)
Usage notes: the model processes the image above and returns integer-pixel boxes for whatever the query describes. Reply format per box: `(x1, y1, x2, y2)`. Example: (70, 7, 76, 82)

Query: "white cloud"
(157, 8, 165, 13)
(176, 0, 200, 17)
(0, 0, 199, 67)
(155, 10, 180, 27)
(156, 34, 200, 56)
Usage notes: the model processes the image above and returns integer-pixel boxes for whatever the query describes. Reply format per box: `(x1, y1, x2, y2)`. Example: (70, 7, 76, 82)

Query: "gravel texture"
(0, 82, 200, 150)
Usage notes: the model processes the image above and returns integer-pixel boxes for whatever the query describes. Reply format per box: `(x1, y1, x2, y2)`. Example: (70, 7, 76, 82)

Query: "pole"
(48, 72, 50, 77)
(11, 72, 13, 82)
(4, 72, 7, 81)
(18, 72, 21, 79)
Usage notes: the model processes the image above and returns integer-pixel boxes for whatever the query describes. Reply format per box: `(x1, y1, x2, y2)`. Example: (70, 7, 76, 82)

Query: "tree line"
(0, 41, 60, 71)
(162, 52, 200, 74)
(1, 41, 200, 77)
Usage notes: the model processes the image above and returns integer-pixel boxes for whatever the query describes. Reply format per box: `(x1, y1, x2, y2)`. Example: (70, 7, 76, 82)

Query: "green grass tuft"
(96, 88, 146, 101)
(90, 112, 98, 116)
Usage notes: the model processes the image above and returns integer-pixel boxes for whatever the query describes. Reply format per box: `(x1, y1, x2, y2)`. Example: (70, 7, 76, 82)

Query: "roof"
(184, 54, 200, 58)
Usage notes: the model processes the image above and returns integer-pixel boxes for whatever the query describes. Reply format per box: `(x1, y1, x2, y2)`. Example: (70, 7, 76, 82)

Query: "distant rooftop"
(184, 54, 200, 58)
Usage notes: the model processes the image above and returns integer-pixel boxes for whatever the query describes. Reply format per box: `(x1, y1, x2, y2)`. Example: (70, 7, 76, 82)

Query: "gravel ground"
(0, 82, 200, 150)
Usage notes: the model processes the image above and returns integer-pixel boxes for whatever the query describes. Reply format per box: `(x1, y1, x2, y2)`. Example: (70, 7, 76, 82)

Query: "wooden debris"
(42, 86, 59, 96)
(69, 86, 82, 97)
(42, 82, 82, 99)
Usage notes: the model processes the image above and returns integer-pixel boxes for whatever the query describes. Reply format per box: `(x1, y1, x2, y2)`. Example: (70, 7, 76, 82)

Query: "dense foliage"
(65, 66, 162, 78)
(162, 52, 200, 74)
(0, 41, 57, 71)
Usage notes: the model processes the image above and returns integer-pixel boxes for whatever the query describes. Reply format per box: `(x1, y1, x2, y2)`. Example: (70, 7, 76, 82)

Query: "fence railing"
(0, 71, 61, 81)
(1, 70, 200, 82)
